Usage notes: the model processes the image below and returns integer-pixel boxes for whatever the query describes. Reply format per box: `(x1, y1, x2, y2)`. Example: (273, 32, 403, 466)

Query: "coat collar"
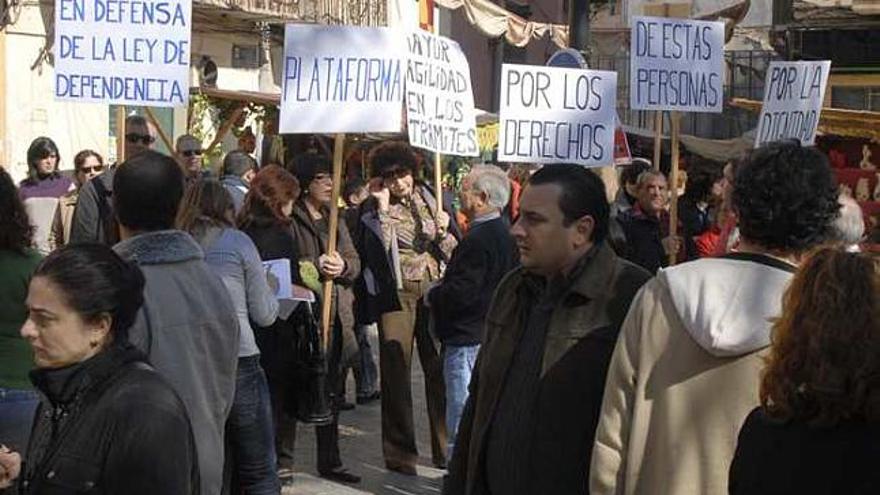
(114, 230, 204, 265)
(519, 242, 617, 303)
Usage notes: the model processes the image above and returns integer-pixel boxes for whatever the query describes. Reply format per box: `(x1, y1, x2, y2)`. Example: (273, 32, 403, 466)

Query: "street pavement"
(284, 328, 446, 495)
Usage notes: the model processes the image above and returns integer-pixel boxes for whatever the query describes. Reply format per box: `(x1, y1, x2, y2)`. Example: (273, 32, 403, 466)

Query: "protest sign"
(498, 64, 617, 167)
(755, 60, 831, 147)
(280, 25, 405, 134)
(405, 30, 478, 156)
(630, 16, 725, 113)
(54, 0, 192, 106)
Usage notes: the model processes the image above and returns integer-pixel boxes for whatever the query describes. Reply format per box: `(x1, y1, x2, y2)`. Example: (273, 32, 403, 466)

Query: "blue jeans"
(443, 344, 480, 462)
(226, 356, 280, 494)
(0, 388, 40, 453)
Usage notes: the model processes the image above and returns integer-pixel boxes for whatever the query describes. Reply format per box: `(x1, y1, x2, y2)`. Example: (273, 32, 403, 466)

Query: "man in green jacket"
(445, 164, 650, 495)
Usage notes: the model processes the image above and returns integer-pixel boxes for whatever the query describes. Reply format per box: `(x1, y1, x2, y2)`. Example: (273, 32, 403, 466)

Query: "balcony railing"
(195, 0, 386, 26)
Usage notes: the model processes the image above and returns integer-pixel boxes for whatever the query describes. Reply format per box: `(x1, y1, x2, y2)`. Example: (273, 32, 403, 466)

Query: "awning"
(730, 97, 880, 141)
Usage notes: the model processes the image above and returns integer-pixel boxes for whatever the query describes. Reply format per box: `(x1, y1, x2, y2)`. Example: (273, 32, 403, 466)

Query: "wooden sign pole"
(144, 107, 174, 154)
(434, 152, 443, 216)
(321, 133, 345, 351)
(653, 111, 663, 171)
(668, 111, 681, 266)
(115, 106, 126, 163)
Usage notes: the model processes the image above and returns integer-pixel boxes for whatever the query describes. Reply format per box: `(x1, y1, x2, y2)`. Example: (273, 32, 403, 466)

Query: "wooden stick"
(144, 107, 174, 154)
(653, 110, 663, 171)
(115, 106, 126, 163)
(668, 111, 681, 267)
(206, 104, 245, 155)
(434, 152, 443, 215)
(321, 133, 345, 351)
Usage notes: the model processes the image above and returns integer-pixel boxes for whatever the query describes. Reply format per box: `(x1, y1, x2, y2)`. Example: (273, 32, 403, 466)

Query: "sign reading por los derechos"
(630, 16, 725, 113)
(405, 30, 478, 156)
(54, 0, 192, 106)
(280, 25, 405, 134)
(755, 60, 831, 147)
(498, 64, 617, 167)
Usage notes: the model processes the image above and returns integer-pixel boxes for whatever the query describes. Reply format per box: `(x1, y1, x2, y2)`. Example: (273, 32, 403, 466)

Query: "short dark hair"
(683, 157, 723, 203)
(291, 153, 332, 192)
(528, 164, 610, 244)
(222, 151, 256, 178)
(34, 243, 145, 344)
(25, 136, 61, 183)
(113, 150, 185, 231)
(368, 141, 418, 178)
(73, 149, 104, 173)
(0, 167, 34, 253)
(343, 177, 366, 200)
(733, 140, 839, 253)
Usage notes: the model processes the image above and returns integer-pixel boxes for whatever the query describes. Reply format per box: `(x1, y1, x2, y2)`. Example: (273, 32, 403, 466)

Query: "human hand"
(435, 210, 450, 234)
(369, 179, 390, 212)
(661, 236, 683, 256)
(318, 251, 345, 278)
(0, 445, 21, 489)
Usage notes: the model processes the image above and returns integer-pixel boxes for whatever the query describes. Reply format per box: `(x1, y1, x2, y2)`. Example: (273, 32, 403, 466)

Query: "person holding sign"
(354, 141, 457, 474)
(288, 154, 362, 484)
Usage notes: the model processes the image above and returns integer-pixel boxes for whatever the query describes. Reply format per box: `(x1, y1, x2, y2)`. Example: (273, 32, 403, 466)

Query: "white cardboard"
(755, 60, 831, 147)
(54, 0, 192, 106)
(498, 64, 618, 167)
(629, 16, 725, 113)
(280, 25, 405, 133)
(405, 30, 478, 156)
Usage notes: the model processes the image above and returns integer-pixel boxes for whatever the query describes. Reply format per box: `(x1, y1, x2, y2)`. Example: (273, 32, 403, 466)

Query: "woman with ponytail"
(16, 243, 199, 494)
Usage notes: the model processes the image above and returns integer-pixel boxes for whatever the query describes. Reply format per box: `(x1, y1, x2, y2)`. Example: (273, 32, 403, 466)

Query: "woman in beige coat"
(50, 149, 104, 249)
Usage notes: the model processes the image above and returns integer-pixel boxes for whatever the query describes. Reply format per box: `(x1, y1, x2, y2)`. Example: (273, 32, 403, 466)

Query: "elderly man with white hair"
(427, 164, 519, 463)
(832, 194, 865, 252)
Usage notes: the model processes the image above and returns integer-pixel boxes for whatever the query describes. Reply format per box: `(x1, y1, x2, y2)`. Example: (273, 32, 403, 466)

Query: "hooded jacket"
(590, 253, 796, 495)
(114, 230, 240, 495)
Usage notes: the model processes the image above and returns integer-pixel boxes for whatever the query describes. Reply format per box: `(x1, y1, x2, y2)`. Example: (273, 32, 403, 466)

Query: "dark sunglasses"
(380, 168, 411, 181)
(125, 133, 156, 145)
(80, 165, 104, 174)
(182, 149, 203, 157)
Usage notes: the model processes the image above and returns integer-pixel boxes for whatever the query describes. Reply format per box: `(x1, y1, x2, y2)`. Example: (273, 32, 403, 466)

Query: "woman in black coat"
(729, 247, 880, 495)
(17, 244, 197, 494)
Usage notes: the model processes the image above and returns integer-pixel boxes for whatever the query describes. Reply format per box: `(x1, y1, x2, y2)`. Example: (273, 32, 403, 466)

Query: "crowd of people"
(0, 114, 877, 495)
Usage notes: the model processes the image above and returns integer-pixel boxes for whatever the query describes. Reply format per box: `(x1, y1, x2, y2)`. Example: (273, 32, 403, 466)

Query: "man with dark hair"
(221, 150, 257, 215)
(70, 115, 156, 244)
(591, 140, 840, 495)
(112, 150, 240, 495)
(445, 165, 651, 495)
(611, 157, 652, 220)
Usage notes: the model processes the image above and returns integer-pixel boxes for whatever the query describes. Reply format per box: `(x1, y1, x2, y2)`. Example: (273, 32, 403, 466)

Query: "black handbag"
(289, 300, 333, 425)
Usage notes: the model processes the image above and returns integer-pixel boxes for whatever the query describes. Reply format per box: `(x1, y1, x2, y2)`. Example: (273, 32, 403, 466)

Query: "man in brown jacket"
(590, 141, 841, 495)
(445, 164, 650, 495)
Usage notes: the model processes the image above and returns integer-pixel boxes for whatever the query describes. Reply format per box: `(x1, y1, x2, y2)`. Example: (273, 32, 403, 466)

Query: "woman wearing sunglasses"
(49, 150, 104, 250)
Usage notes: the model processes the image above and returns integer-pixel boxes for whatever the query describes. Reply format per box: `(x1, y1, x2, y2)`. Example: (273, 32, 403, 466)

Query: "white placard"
(755, 60, 831, 147)
(630, 16, 725, 113)
(405, 30, 478, 156)
(498, 64, 618, 167)
(54, 0, 192, 106)
(262, 258, 292, 300)
(280, 25, 405, 134)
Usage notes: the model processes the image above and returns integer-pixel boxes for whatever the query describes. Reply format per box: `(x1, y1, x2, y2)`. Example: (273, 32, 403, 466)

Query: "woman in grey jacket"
(178, 179, 281, 494)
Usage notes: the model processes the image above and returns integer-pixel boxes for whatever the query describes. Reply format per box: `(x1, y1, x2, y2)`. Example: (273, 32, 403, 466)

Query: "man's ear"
(574, 215, 596, 246)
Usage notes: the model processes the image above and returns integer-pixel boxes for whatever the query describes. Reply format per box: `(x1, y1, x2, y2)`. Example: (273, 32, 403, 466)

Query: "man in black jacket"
(427, 165, 518, 463)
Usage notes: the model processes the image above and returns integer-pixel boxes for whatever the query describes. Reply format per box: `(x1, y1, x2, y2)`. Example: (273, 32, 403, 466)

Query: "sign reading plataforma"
(755, 60, 831, 147)
(630, 16, 725, 113)
(280, 25, 405, 133)
(405, 30, 478, 156)
(498, 64, 618, 167)
(54, 0, 192, 106)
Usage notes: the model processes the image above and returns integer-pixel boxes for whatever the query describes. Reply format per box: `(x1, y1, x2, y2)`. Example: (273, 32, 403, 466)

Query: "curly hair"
(733, 140, 839, 253)
(761, 247, 880, 426)
(0, 167, 35, 253)
(368, 141, 418, 178)
(238, 165, 300, 228)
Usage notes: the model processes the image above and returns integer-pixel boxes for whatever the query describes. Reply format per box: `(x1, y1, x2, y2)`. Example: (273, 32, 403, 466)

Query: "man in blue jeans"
(427, 165, 518, 462)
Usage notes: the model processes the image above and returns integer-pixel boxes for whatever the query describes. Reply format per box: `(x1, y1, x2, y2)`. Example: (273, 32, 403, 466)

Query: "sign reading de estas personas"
(280, 25, 405, 134)
(755, 60, 831, 147)
(405, 30, 478, 157)
(498, 64, 618, 167)
(54, 0, 192, 106)
(630, 16, 725, 113)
